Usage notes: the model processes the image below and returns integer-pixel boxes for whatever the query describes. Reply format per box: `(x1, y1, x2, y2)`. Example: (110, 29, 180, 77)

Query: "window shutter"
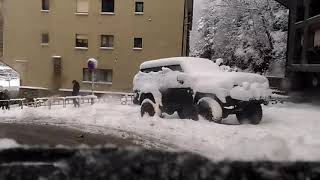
(77, 0, 89, 13)
(77, 34, 88, 40)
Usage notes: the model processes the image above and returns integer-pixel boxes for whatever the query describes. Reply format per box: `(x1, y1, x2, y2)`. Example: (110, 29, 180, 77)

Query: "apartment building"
(277, 0, 320, 90)
(1, 0, 193, 94)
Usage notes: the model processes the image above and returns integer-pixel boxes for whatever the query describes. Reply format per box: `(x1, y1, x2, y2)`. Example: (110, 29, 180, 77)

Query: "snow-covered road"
(1, 97, 320, 161)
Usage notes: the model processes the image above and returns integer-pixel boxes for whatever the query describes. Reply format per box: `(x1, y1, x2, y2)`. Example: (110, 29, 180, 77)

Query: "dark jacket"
(3, 91, 9, 100)
(72, 81, 80, 96)
(0, 92, 4, 100)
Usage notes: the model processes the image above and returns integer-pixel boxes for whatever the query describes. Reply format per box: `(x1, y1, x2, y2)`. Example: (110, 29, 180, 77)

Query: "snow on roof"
(140, 57, 215, 70)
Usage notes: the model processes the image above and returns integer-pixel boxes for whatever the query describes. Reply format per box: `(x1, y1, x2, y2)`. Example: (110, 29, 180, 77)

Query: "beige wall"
(2, 0, 190, 92)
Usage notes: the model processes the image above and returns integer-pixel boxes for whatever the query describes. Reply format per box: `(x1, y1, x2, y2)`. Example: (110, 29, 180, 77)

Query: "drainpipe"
(181, 0, 187, 56)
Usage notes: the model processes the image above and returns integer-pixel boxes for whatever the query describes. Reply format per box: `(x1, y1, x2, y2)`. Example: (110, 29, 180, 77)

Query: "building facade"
(1, 0, 193, 94)
(277, 0, 320, 90)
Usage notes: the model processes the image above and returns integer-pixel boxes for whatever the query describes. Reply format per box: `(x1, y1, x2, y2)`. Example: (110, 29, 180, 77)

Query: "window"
(83, 68, 113, 83)
(75, 34, 88, 48)
(102, 0, 114, 13)
(307, 26, 320, 64)
(309, 0, 320, 18)
(41, 33, 49, 44)
(314, 29, 320, 48)
(293, 29, 303, 64)
(134, 38, 143, 49)
(42, 0, 49, 11)
(101, 35, 114, 48)
(76, 0, 89, 13)
(296, 0, 304, 22)
(135, 2, 144, 13)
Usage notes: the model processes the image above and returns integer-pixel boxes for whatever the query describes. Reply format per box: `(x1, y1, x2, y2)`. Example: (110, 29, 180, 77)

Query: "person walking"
(72, 80, 80, 108)
(0, 91, 4, 110)
(3, 89, 10, 110)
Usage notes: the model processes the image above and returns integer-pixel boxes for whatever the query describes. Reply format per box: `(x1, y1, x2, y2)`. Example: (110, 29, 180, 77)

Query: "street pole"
(91, 70, 94, 95)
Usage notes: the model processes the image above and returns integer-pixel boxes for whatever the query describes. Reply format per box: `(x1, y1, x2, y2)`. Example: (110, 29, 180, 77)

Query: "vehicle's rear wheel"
(197, 97, 223, 123)
(236, 103, 262, 125)
(141, 99, 156, 117)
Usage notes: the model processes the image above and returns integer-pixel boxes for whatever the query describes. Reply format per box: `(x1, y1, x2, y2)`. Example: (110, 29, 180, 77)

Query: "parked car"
(133, 57, 271, 124)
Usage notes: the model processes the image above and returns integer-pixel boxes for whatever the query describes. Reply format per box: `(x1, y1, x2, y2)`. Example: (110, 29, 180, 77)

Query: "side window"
(141, 65, 182, 73)
(141, 67, 162, 73)
(166, 65, 183, 72)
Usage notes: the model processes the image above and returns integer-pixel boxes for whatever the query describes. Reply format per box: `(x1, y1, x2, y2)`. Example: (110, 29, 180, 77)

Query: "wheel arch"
(139, 93, 156, 104)
(194, 92, 222, 105)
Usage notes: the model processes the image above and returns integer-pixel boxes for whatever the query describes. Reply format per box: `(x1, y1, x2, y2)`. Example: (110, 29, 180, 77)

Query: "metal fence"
(34, 95, 97, 109)
(0, 93, 135, 110)
(0, 98, 25, 109)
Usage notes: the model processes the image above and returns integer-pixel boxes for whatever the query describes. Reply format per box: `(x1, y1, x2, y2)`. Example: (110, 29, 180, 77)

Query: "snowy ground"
(1, 97, 320, 161)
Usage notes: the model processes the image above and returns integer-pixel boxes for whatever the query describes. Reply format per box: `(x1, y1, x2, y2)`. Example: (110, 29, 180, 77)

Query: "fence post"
(91, 97, 94, 105)
(48, 98, 52, 110)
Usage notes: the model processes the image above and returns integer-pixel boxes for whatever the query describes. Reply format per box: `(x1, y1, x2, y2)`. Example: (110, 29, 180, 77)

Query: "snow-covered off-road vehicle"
(133, 57, 271, 124)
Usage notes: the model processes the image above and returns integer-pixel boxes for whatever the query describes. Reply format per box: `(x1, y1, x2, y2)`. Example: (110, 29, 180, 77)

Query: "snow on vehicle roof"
(140, 57, 219, 72)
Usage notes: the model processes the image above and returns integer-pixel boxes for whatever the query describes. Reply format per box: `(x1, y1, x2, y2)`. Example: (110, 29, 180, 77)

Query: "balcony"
(309, 0, 320, 18)
(307, 48, 320, 64)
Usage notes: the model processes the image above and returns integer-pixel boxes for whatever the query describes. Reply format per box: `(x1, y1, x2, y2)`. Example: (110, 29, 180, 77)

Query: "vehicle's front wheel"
(141, 99, 156, 117)
(236, 103, 262, 125)
(197, 97, 223, 123)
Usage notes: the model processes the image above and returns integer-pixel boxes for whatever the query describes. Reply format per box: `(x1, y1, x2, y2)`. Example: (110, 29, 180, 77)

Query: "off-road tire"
(197, 97, 223, 123)
(236, 103, 263, 125)
(141, 99, 156, 117)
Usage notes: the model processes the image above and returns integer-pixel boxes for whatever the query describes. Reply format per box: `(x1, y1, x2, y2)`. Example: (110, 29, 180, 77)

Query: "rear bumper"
(224, 96, 268, 107)
(221, 97, 268, 118)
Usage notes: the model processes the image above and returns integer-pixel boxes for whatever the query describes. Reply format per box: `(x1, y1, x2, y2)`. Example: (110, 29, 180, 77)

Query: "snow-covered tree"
(193, 0, 288, 75)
